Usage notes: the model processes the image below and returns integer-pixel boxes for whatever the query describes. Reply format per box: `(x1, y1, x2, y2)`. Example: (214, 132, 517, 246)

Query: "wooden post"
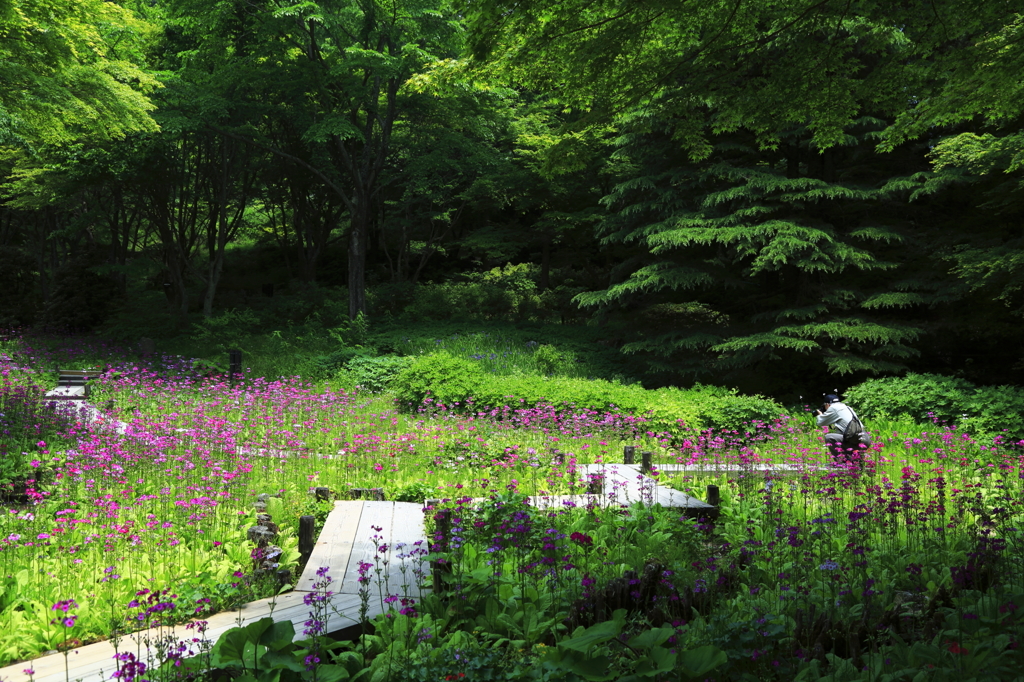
(586, 474, 604, 495)
(431, 508, 452, 594)
(314, 487, 332, 501)
(641, 451, 652, 474)
(228, 349, 242, 387)
(706, 485, 720, 507)
(299, 515, 315, 564)
(623, 446, 635, 464)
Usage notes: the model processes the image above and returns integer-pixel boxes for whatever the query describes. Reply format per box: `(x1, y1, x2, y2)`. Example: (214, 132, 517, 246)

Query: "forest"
(3, 0, 1024, 396)
(4, 4, 1024, 681)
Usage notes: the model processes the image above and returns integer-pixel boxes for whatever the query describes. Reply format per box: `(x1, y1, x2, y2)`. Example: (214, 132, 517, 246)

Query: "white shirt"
(816, 402, 854, 433)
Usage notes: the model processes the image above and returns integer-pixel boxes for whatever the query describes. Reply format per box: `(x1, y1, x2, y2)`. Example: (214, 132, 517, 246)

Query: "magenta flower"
(51, 599, 78, 613)
(569, 532, 593, 547)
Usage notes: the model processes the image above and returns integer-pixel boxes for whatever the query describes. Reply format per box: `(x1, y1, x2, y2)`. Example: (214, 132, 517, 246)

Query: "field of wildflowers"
(2, 331, 1023, 681)
(0, 333, 661, 668)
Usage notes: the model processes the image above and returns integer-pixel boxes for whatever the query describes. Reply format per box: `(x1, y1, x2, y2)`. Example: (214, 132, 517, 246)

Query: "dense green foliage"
(4, 1, 1024, 395)
(393, 351, 784, 433)
(845, 373, 1024, 444)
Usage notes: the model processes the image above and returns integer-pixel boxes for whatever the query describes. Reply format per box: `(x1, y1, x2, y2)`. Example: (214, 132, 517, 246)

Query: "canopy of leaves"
(0, 0, 160, 150)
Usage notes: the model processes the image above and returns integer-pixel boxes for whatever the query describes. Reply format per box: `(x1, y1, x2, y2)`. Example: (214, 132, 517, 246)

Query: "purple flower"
(51, 599, 78, 613)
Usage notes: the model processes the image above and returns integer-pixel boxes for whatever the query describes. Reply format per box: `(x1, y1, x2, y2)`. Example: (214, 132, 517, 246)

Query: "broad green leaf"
(557, 619, 621, 652)
(677, 645, 727, 678)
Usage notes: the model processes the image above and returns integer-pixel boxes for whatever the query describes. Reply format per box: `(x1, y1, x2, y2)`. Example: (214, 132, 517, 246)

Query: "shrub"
(347, 355, 415, 393)
(303, 348, 369, 381)
(845, 373, 1024, 443)
(391, 265, 573, 323)
(392, 351, 487, 409)
(191, 308, 263, 348)
(387, 481, 435, 503)
(393, 352, 784, 434)
(533, 344, 577, 375)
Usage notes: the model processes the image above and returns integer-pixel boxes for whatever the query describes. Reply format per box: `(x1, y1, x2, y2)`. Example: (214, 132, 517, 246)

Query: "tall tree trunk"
(348, 206, 368, 319)
(202, 249, 225, 317)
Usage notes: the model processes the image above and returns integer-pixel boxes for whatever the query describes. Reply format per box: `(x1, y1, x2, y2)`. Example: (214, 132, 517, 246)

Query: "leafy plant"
(192, 309, 263, 349)
(540, 608, 727, 681)
(846, 373, 1024, 443)
(387, 481, 436, 503)
(534, 345, 577, 376)
(393, 352, 785, 434)
(159, 616, 363, 682)
(304, 348, 371, 381)
(347, 355, 415, 393)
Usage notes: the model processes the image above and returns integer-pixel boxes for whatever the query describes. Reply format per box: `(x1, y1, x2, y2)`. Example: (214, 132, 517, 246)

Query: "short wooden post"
(299, 515, 315, 564)
(431, 508, 452, 594)
(586, 474, 604, 495)
(314, 487, 332, 501)
(641, 451, 652, 474)
(706, 485, 720, 507)
(623, 446, 635, 464)
(228, 349, 242, 387)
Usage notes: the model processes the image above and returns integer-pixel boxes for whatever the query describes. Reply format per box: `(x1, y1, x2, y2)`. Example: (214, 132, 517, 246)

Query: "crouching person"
(815, 394, 869, 466)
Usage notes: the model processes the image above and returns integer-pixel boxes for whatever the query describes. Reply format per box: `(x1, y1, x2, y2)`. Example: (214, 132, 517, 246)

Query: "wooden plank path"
(566, 463, 716, 511)
(41, 387, 131, 435)
(296, 501, 429, 599)
(649, 463, 824, 474)
(0, 501, 429, 682)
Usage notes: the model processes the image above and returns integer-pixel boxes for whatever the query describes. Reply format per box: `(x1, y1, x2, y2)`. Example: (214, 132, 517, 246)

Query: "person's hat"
(824, 393, 840, 403)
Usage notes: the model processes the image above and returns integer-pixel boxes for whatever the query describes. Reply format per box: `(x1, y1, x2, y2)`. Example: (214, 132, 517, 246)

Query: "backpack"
(841, 410, 872, 450)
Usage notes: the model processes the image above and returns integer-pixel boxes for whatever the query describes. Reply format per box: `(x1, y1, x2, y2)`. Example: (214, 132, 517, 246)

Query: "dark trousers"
(826, 433, 863, 466)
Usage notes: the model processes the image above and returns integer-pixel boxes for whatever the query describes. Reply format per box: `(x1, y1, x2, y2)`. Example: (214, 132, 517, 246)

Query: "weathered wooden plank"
(0, 592, 381, 682)
(526, 494, 612, 510)
(296, 501, 364, 592)
(43, 385, 87, 399)
(574, 463, 715, 510)
(340, 501, 395, 595)
(385, 502, 430, 599)
(646, 463, 822, 473)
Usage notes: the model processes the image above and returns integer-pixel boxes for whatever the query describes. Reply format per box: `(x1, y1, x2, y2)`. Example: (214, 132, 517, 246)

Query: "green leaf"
(211, 628, 252, 668)
(260, 650, 305, 672)
(677, 645, 727, 678)
(259, 620, 297, 651)
(626, 627, 674, 650)
(558, 618, 622, 652)
(312, 664, 352, 682)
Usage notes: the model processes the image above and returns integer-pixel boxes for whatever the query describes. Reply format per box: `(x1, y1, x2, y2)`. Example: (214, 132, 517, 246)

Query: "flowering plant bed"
(2, 333, 1023, 681)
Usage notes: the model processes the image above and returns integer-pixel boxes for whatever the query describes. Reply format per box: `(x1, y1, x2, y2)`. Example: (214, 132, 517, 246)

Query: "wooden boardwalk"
(0, 501, 428, 682)
(650, 463, 824, 474)
(296, 500, 429, 598)
(568, 463, 716, 511)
